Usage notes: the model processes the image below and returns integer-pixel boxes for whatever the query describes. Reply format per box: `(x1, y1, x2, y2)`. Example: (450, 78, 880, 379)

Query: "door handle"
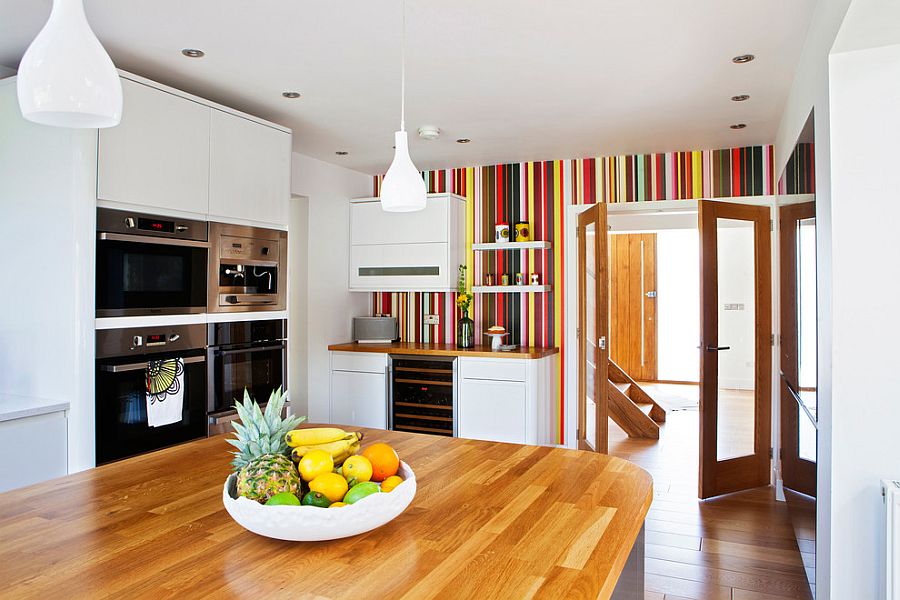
(705, 345, 731, 352)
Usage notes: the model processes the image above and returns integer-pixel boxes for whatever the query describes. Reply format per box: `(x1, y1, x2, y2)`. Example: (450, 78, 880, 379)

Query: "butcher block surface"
(0, 427, 651, 599)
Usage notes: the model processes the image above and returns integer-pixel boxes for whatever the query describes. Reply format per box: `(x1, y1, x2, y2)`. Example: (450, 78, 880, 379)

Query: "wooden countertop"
(0, 428, 652, 599)
(328, 341, 560, 359)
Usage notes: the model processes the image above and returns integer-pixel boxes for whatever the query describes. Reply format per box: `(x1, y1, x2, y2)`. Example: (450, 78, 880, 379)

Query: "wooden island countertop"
(0, 428, 651, 599)
(329, 341, 560, 359)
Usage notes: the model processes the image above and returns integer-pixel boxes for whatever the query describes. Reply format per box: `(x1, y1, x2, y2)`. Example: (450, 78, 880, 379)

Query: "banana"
(285, 427, 349, 447)
(290, 432, 363, 463)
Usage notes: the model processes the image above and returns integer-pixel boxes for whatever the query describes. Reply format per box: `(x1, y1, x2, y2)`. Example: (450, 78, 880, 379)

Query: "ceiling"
(0, 0, 816, 175)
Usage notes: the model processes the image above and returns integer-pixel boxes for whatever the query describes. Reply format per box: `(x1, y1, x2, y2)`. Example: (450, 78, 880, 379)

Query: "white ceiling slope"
(0, 0, 816, 175)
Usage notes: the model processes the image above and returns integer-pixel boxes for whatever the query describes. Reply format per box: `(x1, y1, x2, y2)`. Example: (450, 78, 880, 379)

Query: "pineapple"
(227, 387, 306, 503)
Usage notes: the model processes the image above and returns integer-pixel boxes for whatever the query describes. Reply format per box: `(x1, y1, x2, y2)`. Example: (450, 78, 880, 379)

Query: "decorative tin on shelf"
(483, 273, 494, 286)
(515, 272, 524, 285)
(514, 221, 530, 242)
(495, 222, 510, 243)
(530, 273, 540, 285)
(500, 274, 510, 286)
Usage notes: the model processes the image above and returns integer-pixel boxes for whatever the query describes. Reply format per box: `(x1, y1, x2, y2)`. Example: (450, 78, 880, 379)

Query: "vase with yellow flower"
(456, 265, 474, 348)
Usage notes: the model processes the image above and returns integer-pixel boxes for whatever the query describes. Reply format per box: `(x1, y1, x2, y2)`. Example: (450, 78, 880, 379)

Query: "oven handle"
(99, 355, 206, 373)
(98, 232, 209, 249)
(214, 343, 286, 356)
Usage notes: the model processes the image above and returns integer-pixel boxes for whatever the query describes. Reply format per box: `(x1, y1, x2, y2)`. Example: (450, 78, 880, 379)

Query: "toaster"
(352, 316, 399, 343)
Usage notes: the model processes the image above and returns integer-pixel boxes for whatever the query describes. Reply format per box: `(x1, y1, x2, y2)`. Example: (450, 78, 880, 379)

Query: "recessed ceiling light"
(732, 54, 755, 64)
(181, 48, 205, 58)
(417, 126, 441, 140)
(335, 151, 349, 156)
(730, 123, 747, 130)
(282, 91, 301, 99)
(731, 94, 750, 102)
(456, 138, 471, 144)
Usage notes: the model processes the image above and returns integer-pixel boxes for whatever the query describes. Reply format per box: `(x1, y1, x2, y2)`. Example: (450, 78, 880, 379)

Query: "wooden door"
(609, 233, 658, 381)
(779, 201, 817, 497)
(699, 200, 772, 498)
(577, 204, 609, 453)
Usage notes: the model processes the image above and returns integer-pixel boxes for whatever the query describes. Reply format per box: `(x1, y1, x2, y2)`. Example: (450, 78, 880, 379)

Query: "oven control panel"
(219, 235, 280, 264)
(96, 325, 207, 359)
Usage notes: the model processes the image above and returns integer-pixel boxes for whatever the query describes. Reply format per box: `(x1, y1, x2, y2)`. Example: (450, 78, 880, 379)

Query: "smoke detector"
(417, 126, 441, 140)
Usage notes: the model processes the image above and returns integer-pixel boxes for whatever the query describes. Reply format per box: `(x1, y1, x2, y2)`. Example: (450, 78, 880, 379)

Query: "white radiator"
(884, 480, 900, 599)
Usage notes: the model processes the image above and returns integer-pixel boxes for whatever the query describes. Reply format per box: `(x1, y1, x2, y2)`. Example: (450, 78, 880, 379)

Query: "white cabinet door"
(331, 370, 387, 429)
(459, 379, 527, 444)
(209, 109, 291, 226)
(0, 411, 67, 493)
(97, 78, 210, 215)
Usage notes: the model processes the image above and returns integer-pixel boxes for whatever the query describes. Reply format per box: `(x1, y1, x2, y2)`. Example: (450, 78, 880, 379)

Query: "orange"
(380, 475, 404, 493)
(361, 443, 400, 482)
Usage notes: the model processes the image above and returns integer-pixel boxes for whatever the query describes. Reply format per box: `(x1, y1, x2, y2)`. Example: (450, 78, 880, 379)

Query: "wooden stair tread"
(607, 380, 660, 440)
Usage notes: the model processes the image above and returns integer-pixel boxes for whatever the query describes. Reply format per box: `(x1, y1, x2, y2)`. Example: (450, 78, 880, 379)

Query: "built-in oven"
(95, 324, 208, 465)
(96, 208, 208, 317)
(207, 319, 287, 435)
(208, 222, 286, 313)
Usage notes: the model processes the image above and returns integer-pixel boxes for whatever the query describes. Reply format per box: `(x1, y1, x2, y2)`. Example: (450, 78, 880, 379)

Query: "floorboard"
(609, 383, 815, 600)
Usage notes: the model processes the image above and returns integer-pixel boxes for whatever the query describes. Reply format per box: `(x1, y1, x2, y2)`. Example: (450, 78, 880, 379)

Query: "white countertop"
(0, 393, 69, 423)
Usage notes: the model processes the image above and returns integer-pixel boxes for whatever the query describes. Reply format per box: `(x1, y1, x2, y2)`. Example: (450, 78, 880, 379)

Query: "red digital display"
(137, 217, 175, 234)
(147, 334, 165, 344)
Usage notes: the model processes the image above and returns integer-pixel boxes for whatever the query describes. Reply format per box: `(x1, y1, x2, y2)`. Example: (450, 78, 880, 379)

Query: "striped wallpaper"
(779, 142, 815, 195)
(372, 145, 775, 444)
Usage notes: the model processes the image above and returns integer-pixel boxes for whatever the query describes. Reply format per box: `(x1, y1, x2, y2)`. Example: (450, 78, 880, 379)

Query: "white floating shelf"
(472, 241, 551, 251)
(473, 285, 551, 294)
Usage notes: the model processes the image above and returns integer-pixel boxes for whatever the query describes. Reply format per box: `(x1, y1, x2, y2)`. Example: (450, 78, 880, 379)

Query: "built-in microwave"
(96, 208, 209, 317)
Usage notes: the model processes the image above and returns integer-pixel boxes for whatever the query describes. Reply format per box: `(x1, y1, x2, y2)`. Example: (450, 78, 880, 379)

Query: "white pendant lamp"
(17, 0, 122, 128)
(380, 0, 426, 213)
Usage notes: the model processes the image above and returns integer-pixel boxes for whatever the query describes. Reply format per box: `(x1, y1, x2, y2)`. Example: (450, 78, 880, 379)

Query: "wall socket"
(424, 314, 440, 325)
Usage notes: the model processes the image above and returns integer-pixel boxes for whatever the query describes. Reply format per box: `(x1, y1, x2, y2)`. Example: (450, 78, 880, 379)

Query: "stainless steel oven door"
(95, 350, 208, 464)
(96, 233, 208, 317)
(208, 341, 287, 415)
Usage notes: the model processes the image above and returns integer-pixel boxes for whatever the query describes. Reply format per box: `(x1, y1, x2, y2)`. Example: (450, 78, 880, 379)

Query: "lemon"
(341, 455, 373, 485)
(380, 475, 404, 493)
(298, 449, 334, 482)
(329, 502, 347, 508)
(309, 472, 349, 503)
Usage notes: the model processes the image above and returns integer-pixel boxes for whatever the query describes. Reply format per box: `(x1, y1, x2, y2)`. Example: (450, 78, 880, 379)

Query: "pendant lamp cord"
(400, 0, 406, 132)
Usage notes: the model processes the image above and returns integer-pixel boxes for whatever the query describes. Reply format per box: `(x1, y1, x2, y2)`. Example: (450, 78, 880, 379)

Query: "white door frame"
(563, 196, 784, 495)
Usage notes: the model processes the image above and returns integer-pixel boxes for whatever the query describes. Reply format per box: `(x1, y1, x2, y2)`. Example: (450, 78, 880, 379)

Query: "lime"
(301, 491, 331, 508)
(343, 481, 380, 504)
(265, 492, 301, 506)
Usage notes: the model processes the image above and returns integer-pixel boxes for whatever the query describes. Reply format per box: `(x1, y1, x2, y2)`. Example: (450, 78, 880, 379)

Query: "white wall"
(657, 229, 699, 382)
(774, 2, 852, 596)
(828, 39, 900, 600)
(288, 194, 309, 416)
(290, 152, 371, 422)
(0, 80, 96, 472)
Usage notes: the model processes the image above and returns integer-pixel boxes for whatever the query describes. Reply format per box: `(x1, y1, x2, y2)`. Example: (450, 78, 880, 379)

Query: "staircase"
(607, 360, 666, 439)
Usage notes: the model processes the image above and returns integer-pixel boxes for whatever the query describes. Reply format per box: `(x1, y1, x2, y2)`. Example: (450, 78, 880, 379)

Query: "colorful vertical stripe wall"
(779, 143, 815, 195)
(372, 145, 775, 444)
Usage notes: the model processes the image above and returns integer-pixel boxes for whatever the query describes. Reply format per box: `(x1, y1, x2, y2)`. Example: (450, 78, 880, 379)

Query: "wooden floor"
(608, 383, 814, 600)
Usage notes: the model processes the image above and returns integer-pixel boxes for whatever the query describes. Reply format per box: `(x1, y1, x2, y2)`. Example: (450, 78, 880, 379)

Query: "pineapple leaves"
(228, 387, 309, 472)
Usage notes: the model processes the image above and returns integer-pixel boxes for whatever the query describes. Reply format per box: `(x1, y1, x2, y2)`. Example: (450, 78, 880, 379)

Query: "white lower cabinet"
(330, 352, 388, 429)
(459, 378, 527, 444)
(0, 411, 67, 493)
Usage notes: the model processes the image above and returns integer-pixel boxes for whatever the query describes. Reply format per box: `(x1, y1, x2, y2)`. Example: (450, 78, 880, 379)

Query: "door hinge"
(771, 334, 775, 346)
(598, 336, 607, 351)
(771, 218, 774, 231)
(769, 447, 773, 459)
(576, 427, 581, 439)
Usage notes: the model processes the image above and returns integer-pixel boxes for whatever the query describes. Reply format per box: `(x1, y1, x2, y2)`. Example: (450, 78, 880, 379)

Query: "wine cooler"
(389, 355, 457, 436)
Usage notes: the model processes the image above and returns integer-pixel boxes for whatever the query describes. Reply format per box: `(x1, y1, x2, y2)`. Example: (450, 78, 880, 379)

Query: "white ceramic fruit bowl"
(222, 461, 416, 541)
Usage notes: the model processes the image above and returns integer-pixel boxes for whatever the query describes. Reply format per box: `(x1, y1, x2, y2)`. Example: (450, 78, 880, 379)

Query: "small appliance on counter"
(207, 319, 288, 435)
(95, 324, 208, 464)
(208, 222, 287, 313)
(353, 316, 399, 343)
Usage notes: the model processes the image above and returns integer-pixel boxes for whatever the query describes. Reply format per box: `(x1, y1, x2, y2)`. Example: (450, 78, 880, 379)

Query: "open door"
(699, 200, 772, 498)
(609, 233, 658, 381)
(779, 201, 817, 497)
(577, 203, 609, 453)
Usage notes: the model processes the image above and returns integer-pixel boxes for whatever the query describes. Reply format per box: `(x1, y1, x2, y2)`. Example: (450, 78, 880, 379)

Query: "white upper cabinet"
(209, 109, 291, 227)
(97, 78, 211, 216)
(349, 193, 466, 291)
